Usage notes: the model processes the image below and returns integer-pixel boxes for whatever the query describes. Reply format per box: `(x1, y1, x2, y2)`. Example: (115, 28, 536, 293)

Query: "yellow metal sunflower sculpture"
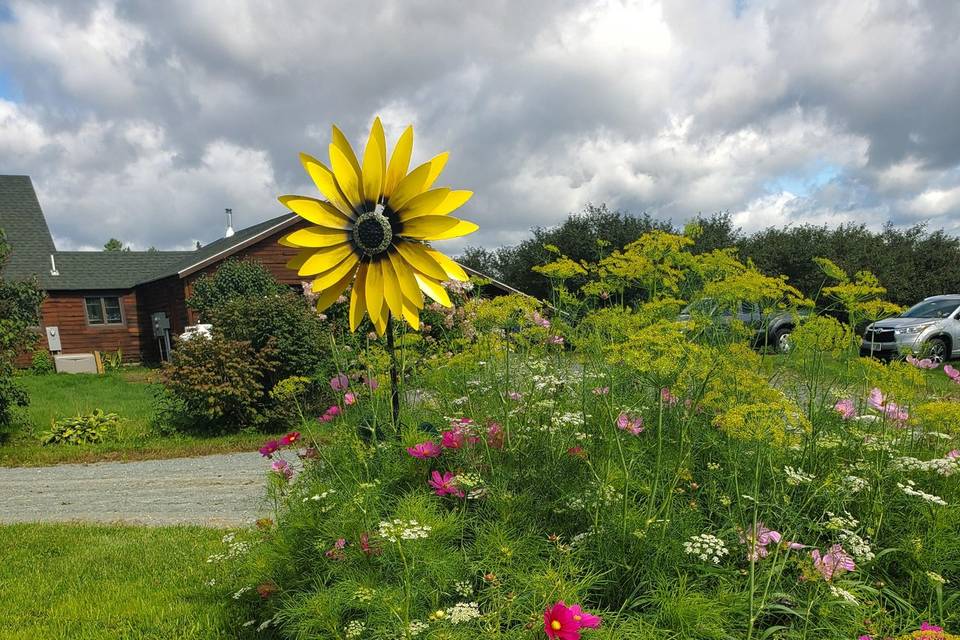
(279, 117, 478, 336)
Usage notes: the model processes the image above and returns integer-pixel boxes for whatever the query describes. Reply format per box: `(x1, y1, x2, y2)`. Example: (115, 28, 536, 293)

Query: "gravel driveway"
(0, 452, 270, 527)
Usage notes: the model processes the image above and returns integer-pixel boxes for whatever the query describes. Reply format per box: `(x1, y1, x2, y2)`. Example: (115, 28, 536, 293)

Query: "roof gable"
(0, 175, 57, 282)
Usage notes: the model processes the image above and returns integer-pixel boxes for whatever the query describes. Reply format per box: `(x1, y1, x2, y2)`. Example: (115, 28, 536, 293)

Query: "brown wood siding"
(183, 220, 311, 324)
(39, 290, 143, 362)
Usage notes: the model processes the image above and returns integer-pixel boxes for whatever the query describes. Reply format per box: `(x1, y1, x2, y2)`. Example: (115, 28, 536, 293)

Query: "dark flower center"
(353, 209, 392, 256)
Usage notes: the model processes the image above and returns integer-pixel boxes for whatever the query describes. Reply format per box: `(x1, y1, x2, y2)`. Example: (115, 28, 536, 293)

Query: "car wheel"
(926, 337, 948, 363)
(774, 327, 792, 353)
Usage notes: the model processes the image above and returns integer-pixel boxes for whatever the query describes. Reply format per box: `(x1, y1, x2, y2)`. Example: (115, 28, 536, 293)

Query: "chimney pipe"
(224, 208, 235, 238)
(49, 254, 59, 276)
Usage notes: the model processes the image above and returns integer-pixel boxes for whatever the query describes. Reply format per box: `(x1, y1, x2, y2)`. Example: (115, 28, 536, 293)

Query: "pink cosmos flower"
(271, 459, 293, 481)
(407, 441, 442, 459)
(660, 387, 679, 407)
(544, 602, 580, 640)
(531, 311, 551, 329)
(867, 388, 909, 423)
(508, 390, 523, 401)
(945, 364, 960, 382)
(359, 532, 380, 557)
(858, 636, 872, 640)
(279, 431, 301, 446)
(548, 335, 565, 346)
(907, 354, 937, 369)
(920, 622, 943, 632)
(834, 398, 856, 420)
(330, 374, 349, 391)
(486, 422, 505, 449)
(325, 538, 346, 560)
(259, 440, 280, 457)
(344, 392, 357, 406)
(739, 522, 782, 561)
(364, 376, 379, 390)
(811, 544, 855, 581)
(428, 471, 464, 498)
(867, 387, 885, 411)
(616, 412, 644, 436)
(569, 605, 602, 629)
(947, 449, 959, 459)
(592, 387, 609, 396)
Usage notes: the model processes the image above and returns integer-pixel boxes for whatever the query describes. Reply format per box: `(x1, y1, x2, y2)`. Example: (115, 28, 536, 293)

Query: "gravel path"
(0, 452, 270, 527)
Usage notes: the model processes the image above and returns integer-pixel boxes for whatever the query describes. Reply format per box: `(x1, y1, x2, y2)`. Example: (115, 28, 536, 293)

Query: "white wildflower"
(897, 480, 948, 505)
(345, 620, 366, 638)
(446, 601, 481, 624)
(354, 587, 376, 603)
(842, 475, 869, 494)
(683, 534, 729, 564)
(784, 466, 815, 485)
(454, 580, 473, 597)
(408, 620, 429, 636)
(828, 584, 858, 604)
(377, 519, 432, 543)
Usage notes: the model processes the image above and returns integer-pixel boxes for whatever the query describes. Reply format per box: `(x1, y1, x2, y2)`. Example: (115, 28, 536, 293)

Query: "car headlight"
(895, 323, 933, 335)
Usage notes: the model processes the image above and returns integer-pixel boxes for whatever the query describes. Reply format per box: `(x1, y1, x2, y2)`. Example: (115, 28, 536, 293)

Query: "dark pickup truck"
(678, 299, 806, 353)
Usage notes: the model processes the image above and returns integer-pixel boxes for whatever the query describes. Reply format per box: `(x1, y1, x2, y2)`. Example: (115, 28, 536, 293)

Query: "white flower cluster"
(824, 512, 859, 531)
(897, 480, 948, 505)
(345, 620, 366, 638)
(893, 455, 960, 477)
(454, 580, 473, 597)
(683, 534, 730, 564)
(784, 466, 816, 485)
(446, 601, 481, 624)
(828, 584, 858, 604)
(408, 620, 429, 636)
(377, 519, 432, 543)
(354, 587, 376, 603)
(706, 462, 722, 471)
(838, 530, 875, 563)
(842, 475, 869, 494)
(231, 586, 252, 600)
(564, 482, 621, 512)
(207, 533, 251, 563)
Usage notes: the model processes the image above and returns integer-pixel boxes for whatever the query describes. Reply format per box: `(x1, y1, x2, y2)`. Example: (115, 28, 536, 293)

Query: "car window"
(900, 299, 960, 319)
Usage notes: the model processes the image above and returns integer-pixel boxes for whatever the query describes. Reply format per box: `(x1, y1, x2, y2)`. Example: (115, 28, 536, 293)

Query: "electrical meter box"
(151, 312, 170, 338)
(45, 326, 62, 352)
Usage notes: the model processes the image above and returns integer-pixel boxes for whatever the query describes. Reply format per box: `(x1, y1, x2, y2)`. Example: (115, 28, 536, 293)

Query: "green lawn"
(1, 369, 284, 467)
(0, 524, 238, 639)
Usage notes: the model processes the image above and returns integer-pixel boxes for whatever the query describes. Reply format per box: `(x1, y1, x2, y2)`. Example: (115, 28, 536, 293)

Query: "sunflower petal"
(423, 152, 449, 191)
(330, 143, 364, 211)
(400, 298, 420, 330)
(395, 188, 451, 221)
(422, 219, 480, 241)
(425, 247, 469, 281)
(365, 259, 384, 321)
(383, 125, 413, 197)
(312, 252, 359, 290)
(279, 196, 353, 229)
(313, 265, 356, 313)
(350, 262, 368, 331)
(388, 249, 423, 308)
(331, 125, 363, 182)
(414, 273, 452, 307)
(286, 249, 314, 272)
(388, 153, 449, 212)
(298, 154, 356, 217)
(283, 227, 350, 248)
(298, 244, 356, 276)
(380, 256, 404, 319)
(394, 240, 448, 281)
(400, 215, 467, 240)
(372, 303, 389, 337)
(433, 190, 473, 216)
(362, 117, 386, 207)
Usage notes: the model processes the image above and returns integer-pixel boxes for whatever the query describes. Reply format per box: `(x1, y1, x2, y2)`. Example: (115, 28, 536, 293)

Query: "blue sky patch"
(766, 163, 842, 197)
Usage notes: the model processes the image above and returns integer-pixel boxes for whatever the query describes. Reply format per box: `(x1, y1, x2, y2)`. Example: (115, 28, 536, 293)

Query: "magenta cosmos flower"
(279, 431, 301, 446)
(569, 604, 602, 629)
(945, 364, 960, 382)
(739, 522, 782, 561)
(907, 354, 937, 369)
(344, 392, 357, 406)
(543, 602, 581, 640)
(920, 622, 943, 632)
(406, 441, 441, 459)
(486, 422, 505, 449)
(259, 439, 280, 457)
(271, 459, 294, 481)
(428, 471, 464, 497)
(330, 374, 349, 391)
(660, 387, 679, 406)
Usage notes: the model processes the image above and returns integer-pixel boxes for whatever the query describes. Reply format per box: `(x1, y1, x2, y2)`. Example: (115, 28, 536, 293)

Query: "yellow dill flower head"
(533, 255, 588, 280)
(910, 401, 960, 435)
(790, 316, 854, 356)
(713, 398, 810, 447)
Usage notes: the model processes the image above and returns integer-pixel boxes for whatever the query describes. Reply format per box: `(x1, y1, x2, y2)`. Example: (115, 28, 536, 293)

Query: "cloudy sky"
(1, 0, 959, 252)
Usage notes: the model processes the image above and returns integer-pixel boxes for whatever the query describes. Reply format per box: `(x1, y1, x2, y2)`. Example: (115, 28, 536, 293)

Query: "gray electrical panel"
(45, 326, 62, 352)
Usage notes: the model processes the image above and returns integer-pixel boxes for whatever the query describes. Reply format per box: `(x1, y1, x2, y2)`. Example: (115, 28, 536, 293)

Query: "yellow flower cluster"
(713, 397, 811, 447)
(910, 401, 960, 436)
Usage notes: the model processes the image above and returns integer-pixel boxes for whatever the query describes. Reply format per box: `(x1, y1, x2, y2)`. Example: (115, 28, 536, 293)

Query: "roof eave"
(176, 215, 301, 279)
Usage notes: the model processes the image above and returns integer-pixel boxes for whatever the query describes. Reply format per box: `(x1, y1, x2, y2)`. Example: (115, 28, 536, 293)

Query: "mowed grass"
(1, 369, 284, 467)
(0, 524, 237, 640)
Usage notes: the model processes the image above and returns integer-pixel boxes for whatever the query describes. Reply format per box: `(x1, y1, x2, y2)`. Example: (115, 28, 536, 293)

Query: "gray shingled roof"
(1, 175, 298, 291)
(0, 175, 57, 283)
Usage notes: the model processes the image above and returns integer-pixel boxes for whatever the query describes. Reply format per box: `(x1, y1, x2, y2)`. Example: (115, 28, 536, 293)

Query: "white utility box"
(54, 354, 99, 374)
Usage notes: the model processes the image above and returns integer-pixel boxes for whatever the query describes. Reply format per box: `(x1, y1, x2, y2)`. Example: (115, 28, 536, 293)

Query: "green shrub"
(40, 410, 119, 445)
(186, 259, 285, 321)
(159, 333, 277, 432)
(30, 349, 54, 375)
(210, 291, 331, 384)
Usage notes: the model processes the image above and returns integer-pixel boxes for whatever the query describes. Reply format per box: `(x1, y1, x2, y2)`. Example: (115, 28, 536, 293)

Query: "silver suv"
(860, 295, 960, 363)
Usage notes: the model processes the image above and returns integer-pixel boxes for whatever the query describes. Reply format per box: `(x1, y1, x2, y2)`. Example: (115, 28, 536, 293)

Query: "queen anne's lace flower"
(446, 602, 481, 624)
(784, 465, 815, 485)
(683, 534, 729, 564)
(377, 519, 432, 542)
(897, 480, 948, 505)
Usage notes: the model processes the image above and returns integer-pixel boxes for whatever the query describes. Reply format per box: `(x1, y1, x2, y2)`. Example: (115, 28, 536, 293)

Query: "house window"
(85, 296, 124, 325)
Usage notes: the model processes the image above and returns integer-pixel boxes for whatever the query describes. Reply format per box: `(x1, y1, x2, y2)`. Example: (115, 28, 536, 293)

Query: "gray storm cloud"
(0, 0, 958, 251)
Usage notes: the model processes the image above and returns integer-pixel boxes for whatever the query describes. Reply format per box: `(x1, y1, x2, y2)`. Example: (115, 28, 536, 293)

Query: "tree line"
(457, 204, 960, 307)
